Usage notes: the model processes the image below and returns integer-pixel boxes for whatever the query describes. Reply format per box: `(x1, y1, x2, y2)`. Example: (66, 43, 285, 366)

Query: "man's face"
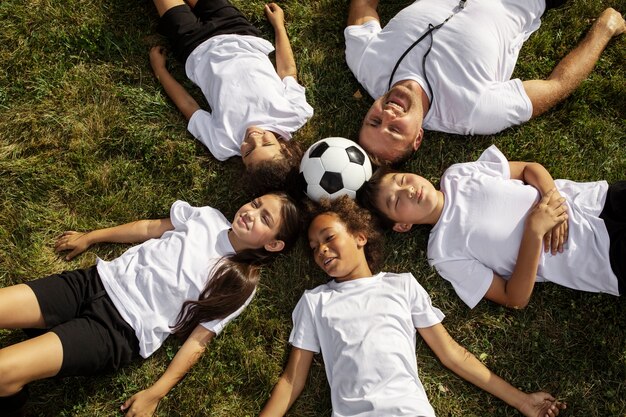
(359, 82, 424, 163)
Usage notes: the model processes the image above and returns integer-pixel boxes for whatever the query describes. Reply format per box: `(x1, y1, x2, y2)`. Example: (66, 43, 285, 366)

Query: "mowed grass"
(0, 0, 625, 416)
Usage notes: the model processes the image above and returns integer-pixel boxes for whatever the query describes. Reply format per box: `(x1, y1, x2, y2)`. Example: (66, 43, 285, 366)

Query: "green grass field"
(1, 0, 625, 416)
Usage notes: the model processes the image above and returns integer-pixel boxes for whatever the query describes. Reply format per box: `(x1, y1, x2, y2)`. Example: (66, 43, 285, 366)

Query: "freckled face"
(240, 127, 285, 169)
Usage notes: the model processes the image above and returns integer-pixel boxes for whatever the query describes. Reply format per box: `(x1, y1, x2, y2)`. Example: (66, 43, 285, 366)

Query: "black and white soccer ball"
(299, 137, 373, 202)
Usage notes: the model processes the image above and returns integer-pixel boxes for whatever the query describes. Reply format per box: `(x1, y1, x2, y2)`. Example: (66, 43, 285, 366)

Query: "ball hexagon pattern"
(299, 137, 373, 202)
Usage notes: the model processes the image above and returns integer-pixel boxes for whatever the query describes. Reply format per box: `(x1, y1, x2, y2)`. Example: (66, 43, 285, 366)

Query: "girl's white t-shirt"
(289, 272, 444, 417)
(97, 201, 254, 358)
(185, 34, 314, 161)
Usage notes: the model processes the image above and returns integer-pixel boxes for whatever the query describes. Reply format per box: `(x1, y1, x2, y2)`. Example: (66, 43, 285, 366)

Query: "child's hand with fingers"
(149, 46, 168, 72)
(264, 3, 285, 28)
(120, 388, 161, 417)
(525, 188, 568, 239)
(54, 231, 92, 261)
(518, 391, 566, 417)
(542, 189, 569, 255)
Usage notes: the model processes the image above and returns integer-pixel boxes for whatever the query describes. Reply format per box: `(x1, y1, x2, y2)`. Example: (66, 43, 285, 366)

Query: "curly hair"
(307, 195, 384, 272)
(243, 139, 304, 194)
(356, 165, 397, 230)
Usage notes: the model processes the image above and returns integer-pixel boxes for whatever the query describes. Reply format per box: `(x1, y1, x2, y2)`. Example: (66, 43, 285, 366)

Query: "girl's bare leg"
(0, 284, 45, 329)
(153, 0, 186, 17)
(0, 332, 63, 396)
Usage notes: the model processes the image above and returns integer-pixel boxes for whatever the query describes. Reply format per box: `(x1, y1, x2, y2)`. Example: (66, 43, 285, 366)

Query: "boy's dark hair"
(243, 139, 304, 194)
(172, 192, 301, 339)
(356, 165, 397, 229)
(307, 195, 384, 272)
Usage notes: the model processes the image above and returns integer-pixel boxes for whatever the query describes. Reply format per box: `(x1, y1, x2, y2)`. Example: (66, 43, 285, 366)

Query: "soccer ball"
(299, 137, 373, 202)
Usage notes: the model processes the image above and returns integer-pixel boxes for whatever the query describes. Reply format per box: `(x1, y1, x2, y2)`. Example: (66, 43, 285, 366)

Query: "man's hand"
(54, 231, 92, 261)
(265, 3, 285, 29)
(518, 392, 566, 417)
(597, 8, 625, 38)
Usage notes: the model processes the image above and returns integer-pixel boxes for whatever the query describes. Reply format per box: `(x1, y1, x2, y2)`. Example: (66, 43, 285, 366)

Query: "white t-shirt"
(185, 34, 314, 161)
(97, 201, 254, 358)
(289, 272, 445, 417)
(345, 0, 544, 135)
(428, 145, 619, 308)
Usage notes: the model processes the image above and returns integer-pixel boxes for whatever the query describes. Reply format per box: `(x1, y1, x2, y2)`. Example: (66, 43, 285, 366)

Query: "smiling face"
(374, 172, 443, 229)
(230, 194, 286, 252)
(359, 81, 426, 163)
(308, 213, 371, 281)
(240, 126, 285, 169)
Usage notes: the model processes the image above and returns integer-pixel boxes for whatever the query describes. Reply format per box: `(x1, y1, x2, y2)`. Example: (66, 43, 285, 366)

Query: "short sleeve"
(406, 274, 445, 328)
(344, 19, 381, 78)
(433, 259, 494, 309)
(469, 79, 532, 135)
(170, 200, 195, 229)
(200, 288, 256, 336)
(282, 76, 314, 121)
(474, 145, 511, 180)
(187, 109, 231, 161)
(288, 293, 320, 353)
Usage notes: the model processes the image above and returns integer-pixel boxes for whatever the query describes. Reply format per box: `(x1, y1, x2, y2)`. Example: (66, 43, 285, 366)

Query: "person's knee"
(0, 349, 25, 396)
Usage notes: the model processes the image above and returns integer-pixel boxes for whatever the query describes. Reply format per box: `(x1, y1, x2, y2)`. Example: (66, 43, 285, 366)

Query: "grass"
(0, 0, 624, 416)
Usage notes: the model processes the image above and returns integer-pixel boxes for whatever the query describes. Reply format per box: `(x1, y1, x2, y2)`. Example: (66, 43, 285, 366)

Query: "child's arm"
(509, 161, 568, 255)
(259, 347, 315, 416)
(265, 3, 298, 80)
(121, 325, 215, 417)
(484, 189, 568, 308)
(419, 323, 566, 417)
(149, 46, 201, 120)
(54, 218, 174, 260)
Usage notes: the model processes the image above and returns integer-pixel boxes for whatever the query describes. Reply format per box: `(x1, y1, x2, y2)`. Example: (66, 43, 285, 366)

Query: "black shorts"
(600, 181, 626, 295)
(158, 0, 263, 64)
(25, 266, 140, 377)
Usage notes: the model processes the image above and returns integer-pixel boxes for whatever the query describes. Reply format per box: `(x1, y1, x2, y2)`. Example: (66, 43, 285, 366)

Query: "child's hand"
(265, 3, 285, 28)
(542, 189, 569, 255)
(518, 392, 566, 417)
(149, 46, 167, 72)
(525, 188, 568, 240)
(120, 388, 161, 417)
(54, 231, 92, 261)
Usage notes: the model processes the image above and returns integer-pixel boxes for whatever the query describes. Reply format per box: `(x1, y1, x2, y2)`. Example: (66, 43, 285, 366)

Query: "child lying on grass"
(0, 193, 300, 417)
(359, 145, 624, 309)
(259, 196, 565, 417)
(149, 0, 313, 192)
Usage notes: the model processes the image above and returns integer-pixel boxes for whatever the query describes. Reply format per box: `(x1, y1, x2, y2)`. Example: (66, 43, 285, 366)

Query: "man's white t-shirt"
(345, 0, 545, 135)
(97, 201, 254, 358)
(428, 145, 619, 308)
(185, 34, 314, 161)
(289, 272, 445, 417)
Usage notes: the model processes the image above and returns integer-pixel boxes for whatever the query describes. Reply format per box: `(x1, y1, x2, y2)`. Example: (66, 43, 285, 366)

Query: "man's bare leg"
(523, 8, 625, 117)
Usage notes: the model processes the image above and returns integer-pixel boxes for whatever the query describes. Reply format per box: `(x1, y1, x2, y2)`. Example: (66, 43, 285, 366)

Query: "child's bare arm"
(419, 323, 566, 417)
(55, 218, 174, 260)
(150, 46, 201, 120)
(509, 161, 568, 255)
(259, 347, 314, 416)
(265, 3, 298, 80)
(121, 325, 215, 417)
(484, 189, 568, 308)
